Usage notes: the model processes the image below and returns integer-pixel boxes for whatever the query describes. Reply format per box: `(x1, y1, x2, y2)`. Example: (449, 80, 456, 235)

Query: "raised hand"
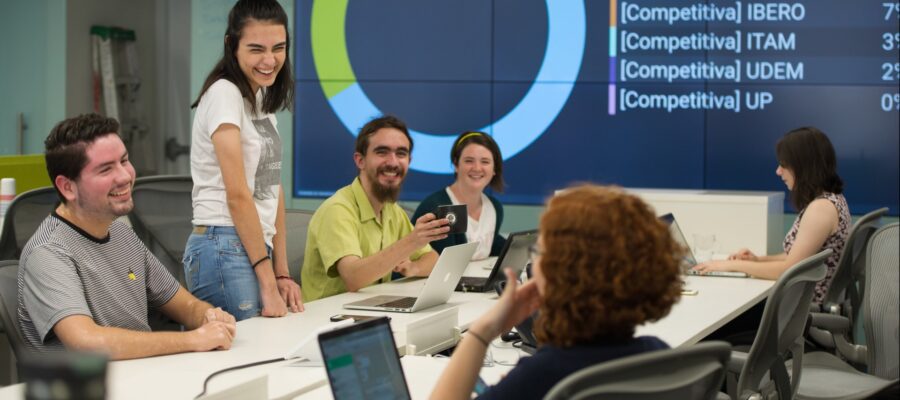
(408, 213, 450, 248)
(471, 269, 541, 339)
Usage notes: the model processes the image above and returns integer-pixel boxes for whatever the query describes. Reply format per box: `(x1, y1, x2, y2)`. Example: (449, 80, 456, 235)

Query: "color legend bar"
(608, 0, 617, 115)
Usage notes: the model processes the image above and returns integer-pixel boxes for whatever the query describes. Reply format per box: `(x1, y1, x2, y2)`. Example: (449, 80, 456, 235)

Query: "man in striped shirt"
(17, 114, 237, 360)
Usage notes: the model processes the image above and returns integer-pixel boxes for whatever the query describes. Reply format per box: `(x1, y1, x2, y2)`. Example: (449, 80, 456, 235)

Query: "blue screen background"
(293, 0, 899, 215)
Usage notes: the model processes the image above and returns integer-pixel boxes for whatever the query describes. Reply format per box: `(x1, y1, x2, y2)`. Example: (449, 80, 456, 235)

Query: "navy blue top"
(412, 189, 506, 256)
(477, 336, 669, 400)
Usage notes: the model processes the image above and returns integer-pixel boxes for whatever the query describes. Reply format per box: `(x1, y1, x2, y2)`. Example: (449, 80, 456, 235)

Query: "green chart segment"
(309, 0, 586, 174)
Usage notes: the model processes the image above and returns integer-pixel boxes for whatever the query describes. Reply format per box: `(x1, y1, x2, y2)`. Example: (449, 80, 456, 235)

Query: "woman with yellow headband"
(412, 131, 506, 259)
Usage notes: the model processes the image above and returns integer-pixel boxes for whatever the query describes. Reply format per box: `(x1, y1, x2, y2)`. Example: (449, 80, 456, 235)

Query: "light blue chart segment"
(328, 1, 586, 174)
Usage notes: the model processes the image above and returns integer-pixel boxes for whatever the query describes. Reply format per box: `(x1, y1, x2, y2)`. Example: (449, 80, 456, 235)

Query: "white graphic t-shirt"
(190, 79, 281, 245)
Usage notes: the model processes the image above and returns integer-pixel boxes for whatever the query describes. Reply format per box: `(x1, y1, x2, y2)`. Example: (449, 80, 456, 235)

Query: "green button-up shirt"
(301, 178, 431, 301)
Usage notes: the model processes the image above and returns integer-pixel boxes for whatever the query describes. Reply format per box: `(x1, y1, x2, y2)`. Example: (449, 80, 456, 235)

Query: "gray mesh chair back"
(863, 223, 898, 380)
(129, 175, 193, 286)
(284, 209, 315, 282)
(0, 260, 28, 377)
(731, 249, 830, 400)
(820, 207, 887, 319)
(400, 204, 415, 222)
(792, 224, 898, 400)
(543, 341, 732, 400)
(0, 187, 58, 260)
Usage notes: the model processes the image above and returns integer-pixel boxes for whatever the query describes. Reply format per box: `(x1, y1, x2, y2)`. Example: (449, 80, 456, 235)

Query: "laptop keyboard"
(458, 276, 485, 286)
(686, 269, 749, 278)
(379, 297, 417, 309)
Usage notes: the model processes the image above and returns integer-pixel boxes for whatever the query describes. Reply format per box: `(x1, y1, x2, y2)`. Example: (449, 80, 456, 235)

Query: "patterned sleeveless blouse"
(783, 192, 850, 304)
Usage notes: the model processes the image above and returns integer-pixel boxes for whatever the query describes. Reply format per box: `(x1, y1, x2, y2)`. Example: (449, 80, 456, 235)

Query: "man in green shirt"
(301, 116, 450, 301)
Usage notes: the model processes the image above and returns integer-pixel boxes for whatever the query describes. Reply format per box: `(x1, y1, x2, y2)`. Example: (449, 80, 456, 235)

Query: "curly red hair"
(534, 185, 684, 347)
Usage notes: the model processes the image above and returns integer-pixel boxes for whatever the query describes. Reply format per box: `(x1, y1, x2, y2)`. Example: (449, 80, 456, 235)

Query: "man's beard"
(368, 166, 404, 203)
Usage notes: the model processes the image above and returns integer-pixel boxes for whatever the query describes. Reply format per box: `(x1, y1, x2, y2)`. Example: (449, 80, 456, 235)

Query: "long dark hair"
(776, 127, 844, 211)
(191, 0, 294, 114)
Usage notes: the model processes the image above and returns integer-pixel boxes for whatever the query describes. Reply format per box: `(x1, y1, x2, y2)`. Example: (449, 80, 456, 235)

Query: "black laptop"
(456, 230, 539, 292)
(318, 317, 411, 400)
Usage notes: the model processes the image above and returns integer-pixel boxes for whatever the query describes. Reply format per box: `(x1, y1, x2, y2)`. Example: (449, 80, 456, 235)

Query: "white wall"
(0, 1, 66, 155)
(155, 0, 192, 175)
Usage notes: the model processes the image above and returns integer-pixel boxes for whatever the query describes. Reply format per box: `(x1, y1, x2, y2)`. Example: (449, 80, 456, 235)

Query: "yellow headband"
(456, 132, 484, 149)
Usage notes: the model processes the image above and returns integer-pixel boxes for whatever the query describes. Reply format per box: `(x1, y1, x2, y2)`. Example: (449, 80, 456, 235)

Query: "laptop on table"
(456, 229, 539, 292)
(343, 242, 478, 313)
(318, 317, 411, 400)
(659, 213, 748, 278)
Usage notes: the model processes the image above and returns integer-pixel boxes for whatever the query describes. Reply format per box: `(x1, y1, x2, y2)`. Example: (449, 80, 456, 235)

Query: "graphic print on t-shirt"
(252, 118, 281, 200)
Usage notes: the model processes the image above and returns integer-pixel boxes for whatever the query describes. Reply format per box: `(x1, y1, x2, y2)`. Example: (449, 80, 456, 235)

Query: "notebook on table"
(318, 317, 411, 400)
(659, 213, 748, 278)
(343, 242, 477, 312)
(456, 230, 539, 292)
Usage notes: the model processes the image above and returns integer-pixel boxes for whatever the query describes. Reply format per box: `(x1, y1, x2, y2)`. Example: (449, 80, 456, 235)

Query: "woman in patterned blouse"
(694, 127, 850, 304)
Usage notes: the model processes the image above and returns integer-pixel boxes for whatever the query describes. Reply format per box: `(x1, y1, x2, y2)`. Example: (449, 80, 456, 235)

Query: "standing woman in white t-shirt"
(184, 0, 302, 321)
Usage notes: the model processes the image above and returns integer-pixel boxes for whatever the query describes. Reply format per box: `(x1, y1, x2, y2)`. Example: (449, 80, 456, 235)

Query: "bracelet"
(275, 275, 294, 282)
(250, 255, 271, 269)
(467, 329, 490, 347)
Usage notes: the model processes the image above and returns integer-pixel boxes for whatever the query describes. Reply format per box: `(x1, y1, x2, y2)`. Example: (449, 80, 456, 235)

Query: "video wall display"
(294, 0, 900, 214)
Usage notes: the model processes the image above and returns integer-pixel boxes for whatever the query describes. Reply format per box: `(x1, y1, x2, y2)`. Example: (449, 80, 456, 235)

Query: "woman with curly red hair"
(431, 184, 684, 400)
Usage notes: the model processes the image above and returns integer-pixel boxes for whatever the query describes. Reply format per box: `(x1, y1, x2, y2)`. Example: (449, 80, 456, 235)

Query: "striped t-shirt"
(17, 212, 180, 352)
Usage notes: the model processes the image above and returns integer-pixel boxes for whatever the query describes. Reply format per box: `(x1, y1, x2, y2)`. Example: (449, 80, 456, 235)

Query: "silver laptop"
(659, 213, 748, 278)
(344, 242, 478, 312)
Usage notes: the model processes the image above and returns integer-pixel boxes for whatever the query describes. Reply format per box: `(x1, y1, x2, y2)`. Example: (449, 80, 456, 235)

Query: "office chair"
(0, 260, 28, 381)
(129, 175, 193, 287)
(792, 223, 899, 400)
(543, 341, 732, 400)
(722, 249, 831, 400)
(0, 187, 55, 377)
(3, 260, 106, 392)
(129, 175, 193, 332)
(284, 209, 315, 282)
(0, 187, 58, 260)
(399, 203, 416, 222)
(808, 207, 888, 350)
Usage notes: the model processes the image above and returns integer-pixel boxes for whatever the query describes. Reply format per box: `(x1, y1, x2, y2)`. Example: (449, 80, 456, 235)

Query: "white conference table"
(637, 274, 773, 346)
(0, 263, 773, 399)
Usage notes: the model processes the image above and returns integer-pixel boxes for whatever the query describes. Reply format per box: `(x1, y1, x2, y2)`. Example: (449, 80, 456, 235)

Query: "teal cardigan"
(412, 189, 506, 256)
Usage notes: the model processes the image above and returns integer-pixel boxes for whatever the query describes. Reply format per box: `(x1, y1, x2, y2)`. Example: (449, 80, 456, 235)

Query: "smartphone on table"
(329, 314, 386, 323)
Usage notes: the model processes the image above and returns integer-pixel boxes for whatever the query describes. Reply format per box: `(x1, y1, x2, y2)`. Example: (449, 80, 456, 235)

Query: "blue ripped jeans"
(183, 226, 268, 321)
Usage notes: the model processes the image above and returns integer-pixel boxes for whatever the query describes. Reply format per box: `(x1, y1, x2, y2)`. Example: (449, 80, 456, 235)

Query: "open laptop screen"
(659, 213, 698, 269)
(486, 230, 538, 281)
(318, 317, 411, 400)
(660, 213, 750, 278)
